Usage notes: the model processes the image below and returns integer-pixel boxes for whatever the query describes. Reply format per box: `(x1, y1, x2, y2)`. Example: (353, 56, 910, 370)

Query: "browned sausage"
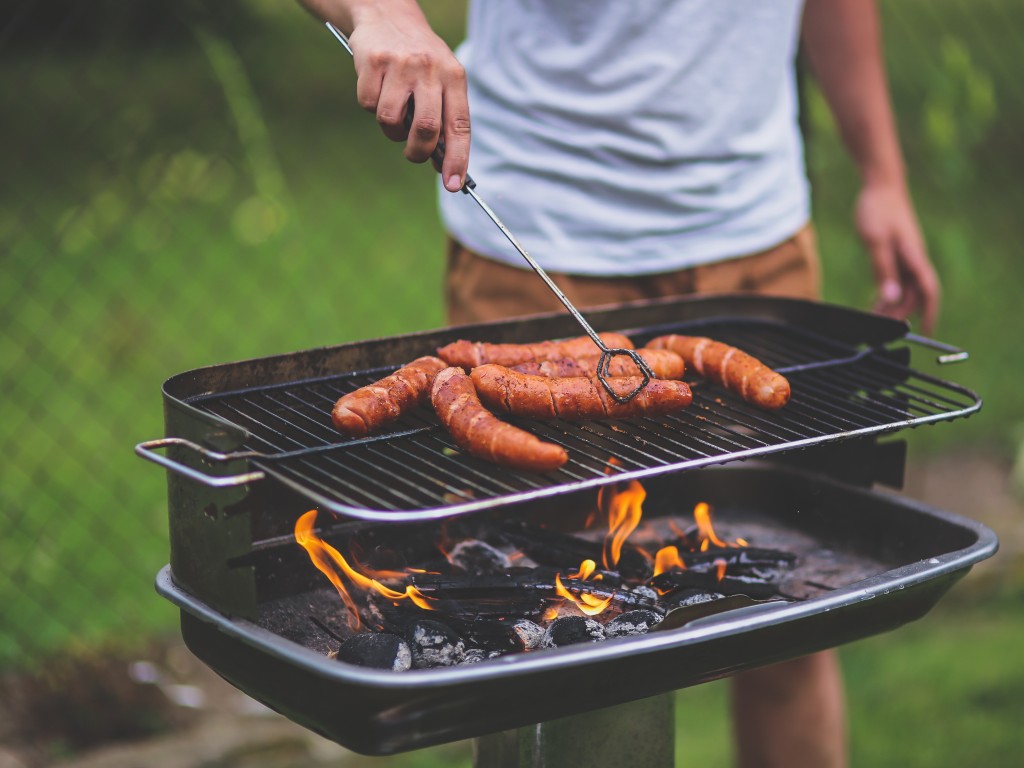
(431, 367, 569, 472)
(436, 332, 635, 370)
(511, 348, 685, 380)
(645, 334, 791, 410)
(332, 356, 448, 437)
(470, 365, 692, 420)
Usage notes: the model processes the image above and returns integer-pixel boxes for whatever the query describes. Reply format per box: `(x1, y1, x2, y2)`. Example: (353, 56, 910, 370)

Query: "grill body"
(142, 295, 994, 755)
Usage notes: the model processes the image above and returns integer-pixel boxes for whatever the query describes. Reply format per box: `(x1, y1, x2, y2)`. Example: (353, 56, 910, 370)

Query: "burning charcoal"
(336, 633, 412, 672)
(448, 539, 512, 576)
(511, 619, 545, 651)
(604, 609, 662, 638)
(461, 648, 490, 665)
(628, 585, 660, 603)
(542, 616, 605, 648)
(406, 619, 466, 668)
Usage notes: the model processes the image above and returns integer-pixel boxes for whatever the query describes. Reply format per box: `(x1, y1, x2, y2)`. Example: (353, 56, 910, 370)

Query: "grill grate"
(185, 319, 979, 520)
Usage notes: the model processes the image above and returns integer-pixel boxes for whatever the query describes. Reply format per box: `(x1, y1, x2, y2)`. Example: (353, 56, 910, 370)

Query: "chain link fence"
(2, 0, 1021, 719)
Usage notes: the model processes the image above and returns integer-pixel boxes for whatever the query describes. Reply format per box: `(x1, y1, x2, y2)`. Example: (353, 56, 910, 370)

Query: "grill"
(138, 295, 979, 522)
(138, 295, 996, 760)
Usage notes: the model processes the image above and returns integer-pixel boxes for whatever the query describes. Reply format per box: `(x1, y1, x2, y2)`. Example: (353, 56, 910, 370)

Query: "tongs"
(326, 23, 653, 403)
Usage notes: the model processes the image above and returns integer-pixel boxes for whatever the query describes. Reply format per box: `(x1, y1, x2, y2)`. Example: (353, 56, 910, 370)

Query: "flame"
(653, 545, 686, 577)
(714, 557, 728, 582)
(693, 502, 728, 548)
(294, 510, 434, 630)
(602, 479, 646, 569)
(554, 562, 614, 616)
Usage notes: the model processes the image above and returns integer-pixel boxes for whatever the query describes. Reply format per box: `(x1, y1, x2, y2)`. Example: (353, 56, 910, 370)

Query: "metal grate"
(185, 319, 980, 521)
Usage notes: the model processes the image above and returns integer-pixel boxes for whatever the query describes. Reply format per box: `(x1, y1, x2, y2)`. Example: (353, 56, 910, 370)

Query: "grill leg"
(472, 692, 675, 768)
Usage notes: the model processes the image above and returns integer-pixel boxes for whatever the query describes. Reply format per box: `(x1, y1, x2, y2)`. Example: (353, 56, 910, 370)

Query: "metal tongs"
(326, 23, 654, 403)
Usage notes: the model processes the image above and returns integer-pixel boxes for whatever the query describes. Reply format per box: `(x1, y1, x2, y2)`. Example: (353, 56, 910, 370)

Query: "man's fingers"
(868, 237, 902, 315)
(403, 84, 443, 164)
(440, 68, 471, 191)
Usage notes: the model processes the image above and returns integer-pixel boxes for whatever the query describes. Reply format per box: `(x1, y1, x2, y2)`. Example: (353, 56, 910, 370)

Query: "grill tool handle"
(324, 22, 654, 403)
(135, 438, 266, 488)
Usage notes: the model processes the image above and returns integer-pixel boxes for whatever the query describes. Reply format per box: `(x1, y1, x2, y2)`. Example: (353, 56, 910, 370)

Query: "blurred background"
(1, 1, 1022, 766)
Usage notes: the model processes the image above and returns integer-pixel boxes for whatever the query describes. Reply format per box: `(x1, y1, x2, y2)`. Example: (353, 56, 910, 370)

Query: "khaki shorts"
(445, 224, 822, 326)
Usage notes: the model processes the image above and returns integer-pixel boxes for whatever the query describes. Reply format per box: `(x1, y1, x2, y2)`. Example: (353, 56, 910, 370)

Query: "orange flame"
(554, 560, 614, 616)
(693, 502, 747, 549)
(714, 557, 728, 582)
(294, 510, 434, 631)
(602, 480, 646, 569)
(653, 545, 686, 577)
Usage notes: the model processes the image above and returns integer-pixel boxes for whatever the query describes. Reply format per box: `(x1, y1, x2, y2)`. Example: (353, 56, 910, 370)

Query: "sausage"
(470, 365, 692, 421)
(436, 332, 635, 370)
(332, 356, 448, 437)
(511, 348, 685, 380)
(431, 367, 569, 472)
(645, 334, 791, 410)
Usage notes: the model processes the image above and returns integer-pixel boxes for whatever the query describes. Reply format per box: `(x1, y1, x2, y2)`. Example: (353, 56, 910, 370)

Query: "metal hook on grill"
(324, 22, 654, 403)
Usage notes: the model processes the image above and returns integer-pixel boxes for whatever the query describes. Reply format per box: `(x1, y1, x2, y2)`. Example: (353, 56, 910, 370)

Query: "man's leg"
(731, 651, 847, 768)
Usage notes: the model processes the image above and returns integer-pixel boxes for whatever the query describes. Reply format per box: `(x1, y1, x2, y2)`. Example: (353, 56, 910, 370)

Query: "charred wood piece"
(499, 522, 652, 580)
(649, 570, 782, 600)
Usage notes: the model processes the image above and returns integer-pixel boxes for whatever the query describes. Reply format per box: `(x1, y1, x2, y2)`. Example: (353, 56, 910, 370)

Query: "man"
(300, 1, 940, 764)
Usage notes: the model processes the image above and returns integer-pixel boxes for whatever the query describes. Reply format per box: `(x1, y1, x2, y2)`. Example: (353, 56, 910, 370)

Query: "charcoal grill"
(138, 295, 996, 759)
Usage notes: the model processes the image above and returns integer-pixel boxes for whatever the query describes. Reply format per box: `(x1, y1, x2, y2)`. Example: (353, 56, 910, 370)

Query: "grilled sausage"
(332, 356, 448, 437)
(431, 367, 569, 472)
(436, 333, 635, 370)
(645, 334, 791, 410)
(470, 364, 692, 420)
(511, 348, 685, 380)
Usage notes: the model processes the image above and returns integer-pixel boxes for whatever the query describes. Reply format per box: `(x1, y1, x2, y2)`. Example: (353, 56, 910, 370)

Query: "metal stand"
(472, 693, 675, 768)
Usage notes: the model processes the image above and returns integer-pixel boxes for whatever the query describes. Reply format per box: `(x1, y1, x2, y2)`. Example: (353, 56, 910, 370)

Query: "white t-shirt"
(438, 0, 810, 276)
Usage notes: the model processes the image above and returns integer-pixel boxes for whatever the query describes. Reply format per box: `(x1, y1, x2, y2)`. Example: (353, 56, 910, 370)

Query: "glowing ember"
(294, 510, 434, 631)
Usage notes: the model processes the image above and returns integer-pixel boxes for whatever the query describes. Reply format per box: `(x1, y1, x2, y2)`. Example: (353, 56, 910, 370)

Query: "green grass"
(1, 0, 1022, 753)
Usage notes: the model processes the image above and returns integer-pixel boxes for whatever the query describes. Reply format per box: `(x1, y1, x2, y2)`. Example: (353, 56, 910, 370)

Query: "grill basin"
(156, 464, 996, 756)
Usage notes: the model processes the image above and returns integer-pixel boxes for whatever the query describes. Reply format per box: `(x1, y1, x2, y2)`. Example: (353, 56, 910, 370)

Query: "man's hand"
(301, 0, 470, 191)
(856, 182, 940, 334)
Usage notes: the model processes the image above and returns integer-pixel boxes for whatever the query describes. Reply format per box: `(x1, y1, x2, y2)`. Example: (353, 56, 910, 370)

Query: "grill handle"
(135, 438, 266, 487)
(904, 333, 969, 364)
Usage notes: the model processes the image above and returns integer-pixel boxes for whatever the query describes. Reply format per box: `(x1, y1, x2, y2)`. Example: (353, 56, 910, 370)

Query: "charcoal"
(336, 633, 412, 672)
(542, 616, 605, 648)
(461, 648, 490, 665)
(511, 619, 545, 651)
(448, 539, 512, 576)
(406, 619, 466, 668)
(663, 588, 724, 609)
(604, 609, 662, 638)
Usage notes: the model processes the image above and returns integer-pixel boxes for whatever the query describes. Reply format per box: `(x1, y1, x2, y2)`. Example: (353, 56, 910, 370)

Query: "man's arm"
(801, 0, 940, 333)
(297, 0, 470, 191)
